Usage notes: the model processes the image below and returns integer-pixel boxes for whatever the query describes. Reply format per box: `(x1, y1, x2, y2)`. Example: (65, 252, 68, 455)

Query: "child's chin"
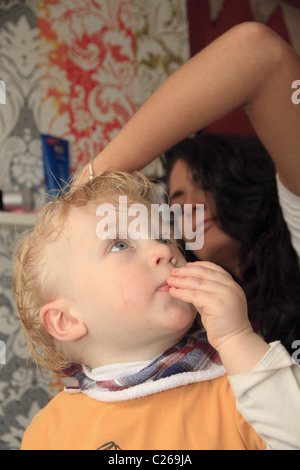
(166, 303, 197, 331)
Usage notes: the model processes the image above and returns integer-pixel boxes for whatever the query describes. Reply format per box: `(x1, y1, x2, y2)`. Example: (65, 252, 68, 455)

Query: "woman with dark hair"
(162, 133, 300, 353)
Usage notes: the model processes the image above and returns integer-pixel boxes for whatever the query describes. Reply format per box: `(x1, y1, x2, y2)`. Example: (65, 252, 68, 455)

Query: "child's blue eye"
(110, 241, 129, 252)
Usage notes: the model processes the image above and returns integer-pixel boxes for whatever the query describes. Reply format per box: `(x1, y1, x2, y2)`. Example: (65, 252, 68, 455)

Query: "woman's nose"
(183, 198, 207, 211)
(184, 189, 207, 210)
(182, 204, 206, 225)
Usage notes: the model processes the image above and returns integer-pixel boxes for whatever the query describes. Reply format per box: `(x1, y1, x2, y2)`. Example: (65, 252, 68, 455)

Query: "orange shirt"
(21, 375, 265, 450)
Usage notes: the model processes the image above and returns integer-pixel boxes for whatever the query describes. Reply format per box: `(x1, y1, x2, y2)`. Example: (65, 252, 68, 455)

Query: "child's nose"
(148, 241, 177, 267)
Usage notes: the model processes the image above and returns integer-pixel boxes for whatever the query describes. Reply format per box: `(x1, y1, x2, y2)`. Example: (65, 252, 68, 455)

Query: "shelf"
(0, 211, 36, 227)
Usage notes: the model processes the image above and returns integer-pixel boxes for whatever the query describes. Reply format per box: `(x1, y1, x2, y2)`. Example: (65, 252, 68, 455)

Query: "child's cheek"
(119, 275, 147, 310)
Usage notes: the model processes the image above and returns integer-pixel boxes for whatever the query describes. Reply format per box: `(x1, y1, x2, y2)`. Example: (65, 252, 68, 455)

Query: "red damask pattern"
(37, 0, 137, 171)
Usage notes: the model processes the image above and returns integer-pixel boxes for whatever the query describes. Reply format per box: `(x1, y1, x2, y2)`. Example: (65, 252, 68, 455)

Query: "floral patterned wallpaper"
(36, 0, 138, 172)
(0, 2, 43, 197)
(135, 0, 190, 177)
(0, 0, 190, 450)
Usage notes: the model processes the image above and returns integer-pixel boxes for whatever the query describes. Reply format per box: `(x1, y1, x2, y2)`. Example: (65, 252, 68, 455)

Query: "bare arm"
(87, 22, 300, 195)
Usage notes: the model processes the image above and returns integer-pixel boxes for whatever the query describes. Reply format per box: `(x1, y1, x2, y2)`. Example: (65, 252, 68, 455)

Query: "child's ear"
(41, 301, 87, 342)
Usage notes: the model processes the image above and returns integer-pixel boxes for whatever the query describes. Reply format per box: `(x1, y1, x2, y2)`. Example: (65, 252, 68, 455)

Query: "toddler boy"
(14, 171, 300, 450)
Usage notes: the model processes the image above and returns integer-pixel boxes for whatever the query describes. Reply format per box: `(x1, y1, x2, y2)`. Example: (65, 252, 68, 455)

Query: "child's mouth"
(157, 282, 171, 293)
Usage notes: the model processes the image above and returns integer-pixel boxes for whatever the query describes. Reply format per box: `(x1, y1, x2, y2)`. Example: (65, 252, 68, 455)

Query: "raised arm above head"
(87, 22, 300, 195)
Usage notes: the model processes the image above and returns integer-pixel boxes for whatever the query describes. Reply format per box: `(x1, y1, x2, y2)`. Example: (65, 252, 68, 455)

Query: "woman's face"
(168, 159, 241, 276)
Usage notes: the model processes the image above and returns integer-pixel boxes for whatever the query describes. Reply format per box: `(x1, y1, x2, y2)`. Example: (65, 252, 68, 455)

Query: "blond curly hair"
(13, 171, 163, 373)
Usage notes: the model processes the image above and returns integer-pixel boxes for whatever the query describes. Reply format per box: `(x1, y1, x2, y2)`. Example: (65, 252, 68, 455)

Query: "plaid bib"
(63, 331, 224, 399)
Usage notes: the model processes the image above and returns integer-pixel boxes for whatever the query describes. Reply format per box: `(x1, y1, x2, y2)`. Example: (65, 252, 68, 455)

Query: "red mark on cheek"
(120, 284, 130, 307)
(119, 277, 144, 310)
(120, 281, 137, 309)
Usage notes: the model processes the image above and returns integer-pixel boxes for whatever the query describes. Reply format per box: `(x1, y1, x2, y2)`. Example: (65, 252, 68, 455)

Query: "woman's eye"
(159, 237, 171, 245)
(110, 240, 129, 252)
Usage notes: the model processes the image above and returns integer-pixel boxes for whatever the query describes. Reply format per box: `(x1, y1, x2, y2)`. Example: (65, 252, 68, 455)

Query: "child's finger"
(186, 261, 229, 275)
(167, 275, 229, 294)
(170, 264, 233, 287)
(169, 286, 214, 308)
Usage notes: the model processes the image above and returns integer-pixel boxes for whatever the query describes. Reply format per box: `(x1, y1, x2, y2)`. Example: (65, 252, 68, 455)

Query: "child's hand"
(167, 261, 251, 351)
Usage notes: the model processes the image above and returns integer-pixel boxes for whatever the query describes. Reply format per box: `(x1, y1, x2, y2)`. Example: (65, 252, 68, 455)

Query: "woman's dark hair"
(162, 133, 300, 354)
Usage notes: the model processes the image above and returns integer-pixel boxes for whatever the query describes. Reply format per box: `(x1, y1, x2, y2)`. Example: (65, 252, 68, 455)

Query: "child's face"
(63, 200, 197, 366)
